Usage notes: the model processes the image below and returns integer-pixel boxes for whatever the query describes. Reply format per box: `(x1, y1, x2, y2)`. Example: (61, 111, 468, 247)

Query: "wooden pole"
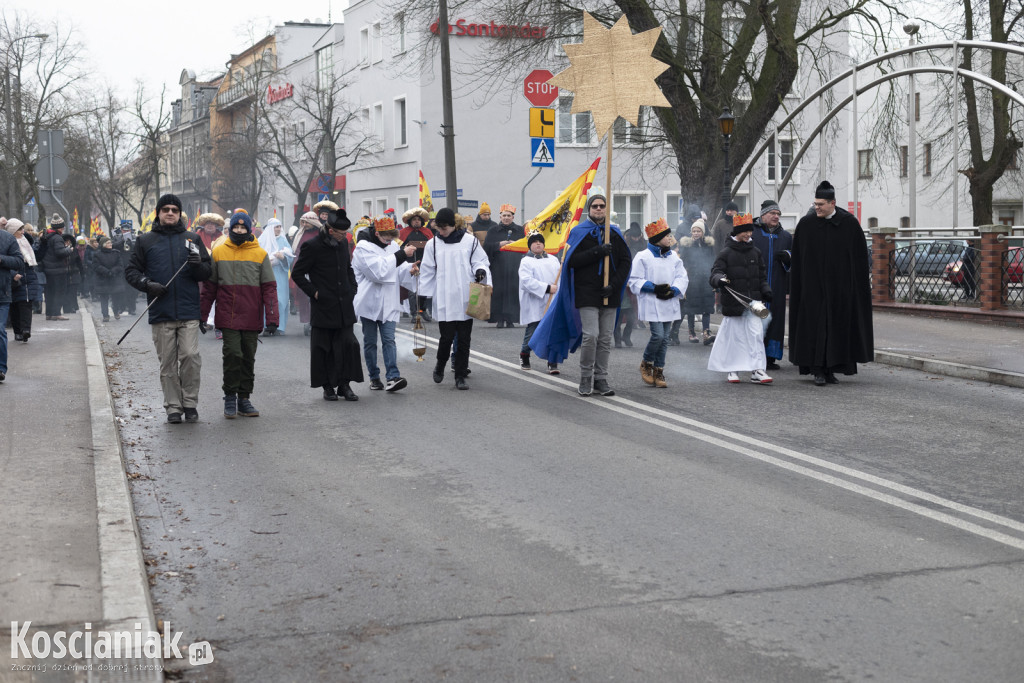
(602, 132, 612, 304)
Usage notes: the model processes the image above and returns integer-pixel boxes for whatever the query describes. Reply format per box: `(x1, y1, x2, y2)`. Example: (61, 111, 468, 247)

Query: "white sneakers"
(726, 370, 773, 384)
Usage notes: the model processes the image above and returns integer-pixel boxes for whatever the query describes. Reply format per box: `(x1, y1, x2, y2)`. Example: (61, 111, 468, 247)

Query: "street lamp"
(903, 20, 920, 229)
(3, 33, 48, 215)
(718, 107, 735, 209)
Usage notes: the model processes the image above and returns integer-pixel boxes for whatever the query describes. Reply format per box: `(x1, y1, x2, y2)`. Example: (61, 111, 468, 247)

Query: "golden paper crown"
(499, 204, 516, 215)
(373, 216, 397, 233)
(644, 218, 669, 240)
(732, 213, 753, 226)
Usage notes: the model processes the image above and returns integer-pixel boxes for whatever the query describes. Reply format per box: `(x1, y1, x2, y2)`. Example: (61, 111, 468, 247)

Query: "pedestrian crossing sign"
(531, 138, 555, 167)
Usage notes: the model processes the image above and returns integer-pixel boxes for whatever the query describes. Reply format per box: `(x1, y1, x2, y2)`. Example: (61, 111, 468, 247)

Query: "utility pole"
(438, 0, 458, 212)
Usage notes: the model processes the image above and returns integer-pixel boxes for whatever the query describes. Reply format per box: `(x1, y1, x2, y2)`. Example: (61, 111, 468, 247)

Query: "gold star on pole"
(547, 12, 671, 138)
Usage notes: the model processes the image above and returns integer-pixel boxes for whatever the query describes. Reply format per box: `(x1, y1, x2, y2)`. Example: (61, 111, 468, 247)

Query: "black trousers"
(44, 275, 67, 317)
(437, 319, 473, 378)
(9, 300, 31, 336)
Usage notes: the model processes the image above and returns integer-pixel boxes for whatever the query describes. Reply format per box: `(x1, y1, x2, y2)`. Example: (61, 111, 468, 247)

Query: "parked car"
(894, 239, 972, 276)
(946, 246, 1022, 285)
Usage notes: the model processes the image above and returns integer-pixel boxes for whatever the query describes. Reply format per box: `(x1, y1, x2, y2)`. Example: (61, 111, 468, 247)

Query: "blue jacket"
(124, 221, 212, 323)
(0, 230, 26, 305)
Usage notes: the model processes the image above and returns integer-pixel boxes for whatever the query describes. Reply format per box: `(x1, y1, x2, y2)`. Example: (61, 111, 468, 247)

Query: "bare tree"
(128, 81, 171, 209)
(84, 88, 137, 228)
(385, 0, 905, 215)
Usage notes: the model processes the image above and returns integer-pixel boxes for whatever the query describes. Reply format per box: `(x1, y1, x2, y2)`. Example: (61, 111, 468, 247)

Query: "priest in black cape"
(751, 199, 794, 369)
(788, 181, 874, 386)
(483, 204, 525, 327)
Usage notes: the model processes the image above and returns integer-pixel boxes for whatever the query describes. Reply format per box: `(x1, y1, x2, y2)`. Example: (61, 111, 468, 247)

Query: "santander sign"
(267, 83, 294, 105)
(430, 19, 549, 39)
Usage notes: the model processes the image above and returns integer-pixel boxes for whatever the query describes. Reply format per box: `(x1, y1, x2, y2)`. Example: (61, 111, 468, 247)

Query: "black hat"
(814, 181, 836, 201)
(725, 201, 739, 213)
(760, 199, 781, 217)
(527, 230, 546, 248)
(50, 213, 65, 229)
(435, 207, 456, 227)
(326, 208, 351, 231)
(155, 193, 183, 214)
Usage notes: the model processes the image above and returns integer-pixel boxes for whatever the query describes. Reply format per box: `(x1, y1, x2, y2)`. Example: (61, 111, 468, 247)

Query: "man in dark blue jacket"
(0, 225, 26, 383)
(125, 194, 212, 423)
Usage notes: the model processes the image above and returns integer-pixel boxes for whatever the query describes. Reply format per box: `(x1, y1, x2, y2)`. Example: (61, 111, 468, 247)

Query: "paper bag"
(466, 282, 492, 321)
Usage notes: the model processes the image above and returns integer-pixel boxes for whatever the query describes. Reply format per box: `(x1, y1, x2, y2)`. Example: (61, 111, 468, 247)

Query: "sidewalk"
(1, 309, 160, 682)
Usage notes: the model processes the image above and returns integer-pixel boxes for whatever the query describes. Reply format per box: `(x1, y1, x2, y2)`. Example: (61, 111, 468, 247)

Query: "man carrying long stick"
(125, 194, 212, 424)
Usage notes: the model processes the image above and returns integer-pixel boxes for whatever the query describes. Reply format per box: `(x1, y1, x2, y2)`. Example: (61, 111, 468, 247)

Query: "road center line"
(396, 327, 1024, 551)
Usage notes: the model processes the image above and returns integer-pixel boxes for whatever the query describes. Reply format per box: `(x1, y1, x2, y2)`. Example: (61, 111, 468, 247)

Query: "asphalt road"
(97, 307, 1024, 682)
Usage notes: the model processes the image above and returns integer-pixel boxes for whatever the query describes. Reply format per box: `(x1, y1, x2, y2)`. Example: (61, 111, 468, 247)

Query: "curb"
(872, 350, 1024, 389)
(81, 307, 164, 678)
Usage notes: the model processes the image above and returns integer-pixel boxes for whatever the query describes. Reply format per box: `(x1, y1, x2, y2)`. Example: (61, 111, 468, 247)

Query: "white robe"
(627, 248, 689, 322)
(418, 232, 491, 322)
(352, 239, 414, 323)
(706, 309, 767, 372)
(518, 254, 560, 325)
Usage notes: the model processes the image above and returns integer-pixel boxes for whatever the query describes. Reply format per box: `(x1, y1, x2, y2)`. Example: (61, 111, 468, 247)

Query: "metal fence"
(1002, 245, 1024, 310)
(888, 238, 982, 307)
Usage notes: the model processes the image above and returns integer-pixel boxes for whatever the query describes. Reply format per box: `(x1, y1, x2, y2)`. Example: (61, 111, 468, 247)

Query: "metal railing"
(888, 239, 982, 307)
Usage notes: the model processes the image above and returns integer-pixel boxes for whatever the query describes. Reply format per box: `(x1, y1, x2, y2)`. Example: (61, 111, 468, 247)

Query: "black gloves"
(145, 280, 168, 297)
(775, 250, 791, 267)
(198, 321, 208, 334)
(187, 247, 202, 265)
(264, 323, 278, 335)
(595, 242, 614, 257)
(474, 269, 487, 283)
(599, 285, 613, 298)
(712, 275, 730, 288)
(655, 286, 675, 300)
(761, 291, 773, 304)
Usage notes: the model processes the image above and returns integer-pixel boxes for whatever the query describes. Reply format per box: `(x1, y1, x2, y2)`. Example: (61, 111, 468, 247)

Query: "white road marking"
(398, 326, 1024, 551)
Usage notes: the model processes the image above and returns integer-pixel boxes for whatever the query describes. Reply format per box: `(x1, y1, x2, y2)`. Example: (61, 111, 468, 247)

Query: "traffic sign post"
(529, 108, 555, 138)
(524, 69, 558, 107)
(531, 138, 555, 167)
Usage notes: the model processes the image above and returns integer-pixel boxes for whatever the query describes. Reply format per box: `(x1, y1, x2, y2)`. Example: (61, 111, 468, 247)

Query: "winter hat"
(98, 235, 110, 246)
(50, 213, 65, 229)
(645, 218, 671, 243)
(300, 211, 321, 228)
(527, 230, 546, 249)
(196, 212, 224, 227)
(586, 192, 606, 212)
(402, 206, 429, 225)
(313, 199, 340, 215)
(814, 180, 836, 201)
(155, 193, 183, 214)
(325, 208, 351, 231)
(731, 213, 754, 236)
(77, 236, 87, 244)
(690, 218, 706, 235)
(759, 199, 781, 217)
(725, 201, 739, 213)
(683, 204, 702, 223)
(480, 202, 492, 214)
(287, 225, 299, 239)
(5, 218, 24, 234)
(229, 211, 253, 232)
(435, 207, 456, 228)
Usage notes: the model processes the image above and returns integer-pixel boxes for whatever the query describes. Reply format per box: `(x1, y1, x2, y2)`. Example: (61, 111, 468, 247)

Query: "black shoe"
(339, 383, 358, 401)
(825, 372, 839, 384)
(766, 360, 781, 371)
(421, 310, 432, 322)
(223, 394, 237, 418)
(237, 397, 260, 417)
(13, 333, 23, 341)
(506, 321, 515, 328)
(0, 371, 5, 382)
(593, 379, 615, 396)
(369, 378, 385, 390)
(433, 362, 445, 383)
(520, 353, 531, 370)
(323, 386, 339, 401)
(814, 374, 827, 386)
(20, 331, 29, 342)
(455, 376, 469, 390)
(183, 408, 199, 423)
(385, 377, 407, 392)
(167, 412, 183, 424)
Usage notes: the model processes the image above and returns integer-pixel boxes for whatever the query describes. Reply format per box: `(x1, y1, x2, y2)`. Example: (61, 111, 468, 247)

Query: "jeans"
(521, 321, 539, 353)
(643, 320, 671, 367)
(578, 306, 616, 379)
(361, 317, 399, 381)
(0, 302, 9, 373)
(687, 312, 710, 335)
(99, 293, 113, 319)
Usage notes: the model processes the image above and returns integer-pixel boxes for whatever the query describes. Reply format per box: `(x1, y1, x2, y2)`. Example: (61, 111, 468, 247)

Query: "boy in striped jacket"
(200, 211, 279, 418)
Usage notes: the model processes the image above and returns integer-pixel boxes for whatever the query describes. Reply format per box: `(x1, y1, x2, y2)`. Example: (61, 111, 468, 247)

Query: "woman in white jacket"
(517, 231, 561, 374)
(351, 217, 418, 392)
(628, 219, 688, 388)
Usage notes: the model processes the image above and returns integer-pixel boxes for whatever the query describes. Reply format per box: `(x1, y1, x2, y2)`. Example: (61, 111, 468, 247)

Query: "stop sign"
(524, 69, 558, 107)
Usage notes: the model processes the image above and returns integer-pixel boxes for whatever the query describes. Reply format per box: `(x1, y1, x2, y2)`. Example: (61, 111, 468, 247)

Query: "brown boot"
(640, 360, 655, 386)
(654, 367, 668, 388)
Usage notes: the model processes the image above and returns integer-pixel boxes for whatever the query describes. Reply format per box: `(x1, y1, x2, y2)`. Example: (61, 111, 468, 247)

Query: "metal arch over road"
(732, 40, 1024, 215)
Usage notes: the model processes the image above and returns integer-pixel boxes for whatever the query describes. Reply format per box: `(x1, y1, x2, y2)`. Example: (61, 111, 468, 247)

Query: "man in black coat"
(751, 199, 793, 369)
(291, 208, 364, 402)
(788, 181, 874, 386)
(483, 204, 525, 327)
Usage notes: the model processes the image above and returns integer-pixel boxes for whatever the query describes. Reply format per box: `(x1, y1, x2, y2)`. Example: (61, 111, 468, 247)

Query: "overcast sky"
(7, 0, 345, 98)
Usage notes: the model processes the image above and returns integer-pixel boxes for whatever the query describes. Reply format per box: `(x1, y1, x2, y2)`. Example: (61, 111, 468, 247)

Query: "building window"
(665, 193, 681, 231)
(395, 13, 407, 54)
(613, 116, 642, 146)
(923, 143, 932, 176)
(397, 196, 409, 216)
(612, 194, 646, 231)
(360, 107, 370, 135)
(376, 198, 388, 216)
(372, 103, 384, 138)
(899, 145, 908, 178)
(997, 208, 1016, 226)
(394, 97, 407, 147)
(359, 27, 370, 65)
(857, 149, 873, 179)
(362, 199, 373, 217)
(900, 216, 910, 228)
(914, 92, 920, 122)
(767, 138, 796, 183)
(557, 96, 593, 145)
(372, 22, 383, 63)
(316, 45, 333, 90)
